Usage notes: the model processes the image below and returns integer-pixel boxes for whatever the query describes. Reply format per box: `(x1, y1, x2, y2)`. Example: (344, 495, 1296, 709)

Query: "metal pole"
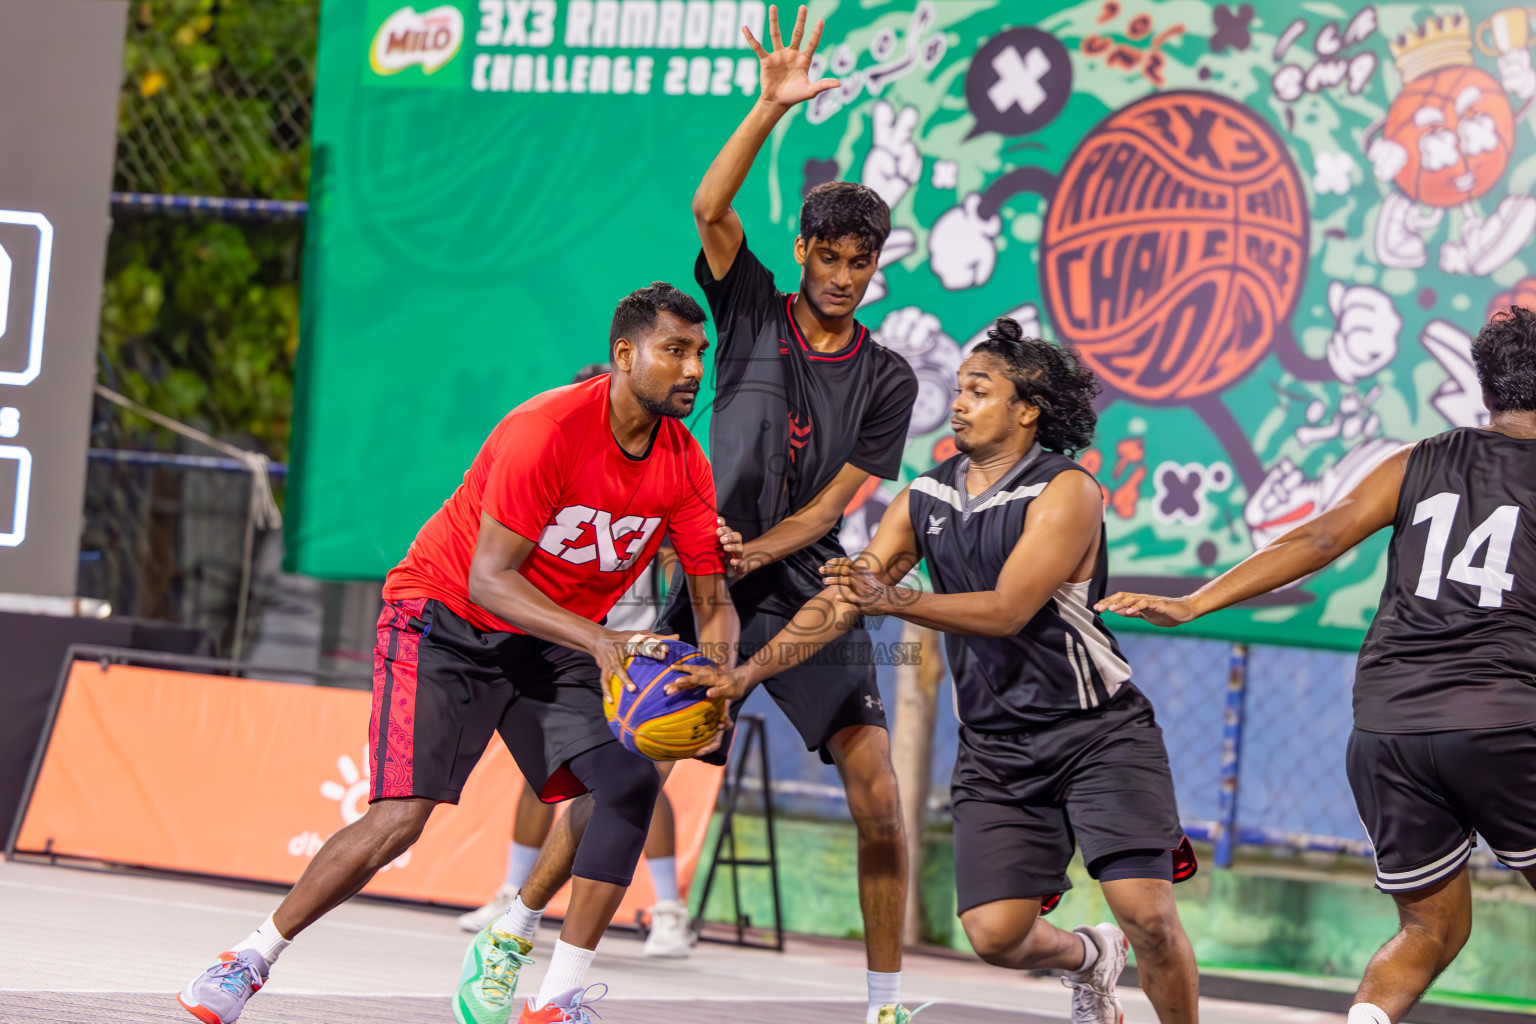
(1214, 642, 1250, 869)
(230, 470, 257, 663)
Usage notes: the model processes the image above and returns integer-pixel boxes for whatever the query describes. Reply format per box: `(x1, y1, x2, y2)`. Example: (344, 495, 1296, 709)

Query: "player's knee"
(1117, 907, 1182, 958)
(360, 799, 430, 857)
(851, 803, 903, 845)
(597, 754, 662, 811)
(959, 910, 1032, 966)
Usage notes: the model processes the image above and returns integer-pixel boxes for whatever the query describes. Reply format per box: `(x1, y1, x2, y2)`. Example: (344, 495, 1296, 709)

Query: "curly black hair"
(1474, 305, 1536, 413)
(969, 317, 1101, 455)
(799, 181, 891, 255)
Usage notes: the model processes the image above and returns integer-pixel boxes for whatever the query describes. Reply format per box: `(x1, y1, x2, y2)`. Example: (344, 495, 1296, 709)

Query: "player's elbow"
(466, 560, 499, 610)
(691, 190, 724, 225)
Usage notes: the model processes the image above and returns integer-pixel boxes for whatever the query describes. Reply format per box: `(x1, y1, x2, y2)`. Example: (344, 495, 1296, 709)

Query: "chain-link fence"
(116, 0, 316, 201)
(81, 2, 319, 649)
(77, 449, 285, 657)
(736, 626, 1430, 872)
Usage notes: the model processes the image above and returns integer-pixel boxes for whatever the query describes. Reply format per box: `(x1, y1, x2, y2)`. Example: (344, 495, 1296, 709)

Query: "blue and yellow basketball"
(603, 639, 725, 761)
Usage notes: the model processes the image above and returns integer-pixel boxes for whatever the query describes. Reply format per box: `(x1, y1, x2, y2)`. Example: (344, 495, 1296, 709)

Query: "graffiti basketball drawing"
(1040, 91, 1308, 406)
(1369, 13, 1536, 275)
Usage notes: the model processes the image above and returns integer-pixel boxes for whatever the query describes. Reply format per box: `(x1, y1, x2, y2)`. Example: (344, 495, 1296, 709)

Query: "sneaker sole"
(175, 990, 222, 1024)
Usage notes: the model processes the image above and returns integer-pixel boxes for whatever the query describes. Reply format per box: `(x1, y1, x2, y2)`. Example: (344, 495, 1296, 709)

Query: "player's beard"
(634, 373, 698, 419)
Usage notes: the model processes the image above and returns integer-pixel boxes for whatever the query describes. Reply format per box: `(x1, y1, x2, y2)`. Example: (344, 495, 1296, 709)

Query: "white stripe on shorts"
(1375, 837, 1472, 892)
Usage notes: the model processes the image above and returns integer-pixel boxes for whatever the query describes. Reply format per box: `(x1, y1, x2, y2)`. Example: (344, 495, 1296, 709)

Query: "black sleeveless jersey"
(1354, 428, 1536, 733)
(696, 240, 916, 617)
(908, 446, 1137, 730)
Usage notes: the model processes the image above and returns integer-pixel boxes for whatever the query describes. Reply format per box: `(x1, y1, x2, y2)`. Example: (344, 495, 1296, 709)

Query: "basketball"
(1039, 91, 1307, 405)
(1382, 64, 1514, 208)
(602, 639, 725, 761)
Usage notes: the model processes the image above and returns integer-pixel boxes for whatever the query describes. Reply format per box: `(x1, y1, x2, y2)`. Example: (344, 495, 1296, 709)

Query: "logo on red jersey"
(537, 505, 661, 571)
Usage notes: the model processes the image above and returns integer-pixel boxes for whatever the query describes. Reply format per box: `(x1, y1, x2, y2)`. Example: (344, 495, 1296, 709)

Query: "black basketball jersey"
(697, 240, 917, 616)
(908, 446, 1136, 730)
(1354, 428, 1536, 733)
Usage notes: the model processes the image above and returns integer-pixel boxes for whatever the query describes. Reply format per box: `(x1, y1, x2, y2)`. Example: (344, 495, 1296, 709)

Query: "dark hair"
(571, 362, 610, 384)
(970, 318, 1101, 455)
(1473, 305, 1536, 413)
(609, 281, 706, 351)
(799, 181, 891, 255)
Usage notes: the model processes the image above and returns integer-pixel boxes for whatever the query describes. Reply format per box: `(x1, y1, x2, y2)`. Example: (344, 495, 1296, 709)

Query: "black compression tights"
(564, 743, 662, 886)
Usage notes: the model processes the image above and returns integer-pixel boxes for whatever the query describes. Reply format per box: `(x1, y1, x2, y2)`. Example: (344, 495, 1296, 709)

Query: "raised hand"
(744, 4, 839, 109)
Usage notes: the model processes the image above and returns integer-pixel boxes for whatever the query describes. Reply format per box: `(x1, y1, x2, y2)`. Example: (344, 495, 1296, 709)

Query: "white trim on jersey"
(1374, 837, 1472, 891)
(911, 477, 965, 510)
(1066, 634, 1089, 710)
(973, 481, 1047, 512)
(910, 476, 1046, 514)
(1054, 579, 1132, 697)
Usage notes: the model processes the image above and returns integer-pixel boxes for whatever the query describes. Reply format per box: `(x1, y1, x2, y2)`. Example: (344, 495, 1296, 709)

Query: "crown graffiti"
(1389, 13, 1474, 82)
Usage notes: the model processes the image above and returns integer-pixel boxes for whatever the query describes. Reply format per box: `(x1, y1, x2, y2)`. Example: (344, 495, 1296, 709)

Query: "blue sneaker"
(177, 949, 268, 1024)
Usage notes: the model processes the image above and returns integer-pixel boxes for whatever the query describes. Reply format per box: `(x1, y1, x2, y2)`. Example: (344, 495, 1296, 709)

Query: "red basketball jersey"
(384, 375, 723, 634)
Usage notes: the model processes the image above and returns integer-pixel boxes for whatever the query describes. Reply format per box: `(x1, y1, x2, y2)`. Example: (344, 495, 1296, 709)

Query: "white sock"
(866, 970, 901, 1023)
(505, 842, 542, 890)
(648, 855, 680, 904)
(534, 940, 596, 1009)
(1348, 1003, 1392, 1024)
(493, 894, 543, 942)
(233, 912, 290, 966)
(1075, 930, 1099, 974)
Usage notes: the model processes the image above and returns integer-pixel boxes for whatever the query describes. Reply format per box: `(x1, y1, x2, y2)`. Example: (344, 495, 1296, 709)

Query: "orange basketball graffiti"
(1382, 63, 1515, 208)
(1040, 91, 1308, 405)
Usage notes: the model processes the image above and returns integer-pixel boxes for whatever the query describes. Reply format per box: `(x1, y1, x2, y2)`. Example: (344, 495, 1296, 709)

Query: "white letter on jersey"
(539, 504, 599, 563)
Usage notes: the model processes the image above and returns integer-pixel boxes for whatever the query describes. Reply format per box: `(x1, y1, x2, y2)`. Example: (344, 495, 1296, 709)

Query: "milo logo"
(370, 5, 464, 76)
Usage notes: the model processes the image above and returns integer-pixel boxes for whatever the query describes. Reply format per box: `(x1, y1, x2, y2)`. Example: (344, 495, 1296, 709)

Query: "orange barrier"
(14, 662, 723, 917)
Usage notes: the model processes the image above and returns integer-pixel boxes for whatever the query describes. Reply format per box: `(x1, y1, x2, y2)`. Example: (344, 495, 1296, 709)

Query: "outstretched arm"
(835, 469, 1105, 636)
(669, 487, 921, 700)
(735, 462, 871, 577)
(693, 4, 838, 279)
(1097, 444, 1412, 626)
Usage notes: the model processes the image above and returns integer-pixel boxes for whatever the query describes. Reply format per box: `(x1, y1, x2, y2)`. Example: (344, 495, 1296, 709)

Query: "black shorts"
(1348, 724, 1536, 893)
(369, 597, 625, 804)
(950, 686, 1195, 914)
(685, 605, 887, 766)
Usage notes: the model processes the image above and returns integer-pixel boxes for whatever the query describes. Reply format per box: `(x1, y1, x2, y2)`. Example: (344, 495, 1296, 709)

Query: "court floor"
(0, 858, 1348, 1023)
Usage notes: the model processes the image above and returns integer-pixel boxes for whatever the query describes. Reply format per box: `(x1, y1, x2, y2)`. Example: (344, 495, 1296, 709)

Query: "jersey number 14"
(1412, 492, 1522, 608)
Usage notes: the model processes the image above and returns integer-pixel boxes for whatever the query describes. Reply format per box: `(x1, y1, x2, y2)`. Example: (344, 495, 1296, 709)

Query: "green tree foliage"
(100, 0, 317, 461)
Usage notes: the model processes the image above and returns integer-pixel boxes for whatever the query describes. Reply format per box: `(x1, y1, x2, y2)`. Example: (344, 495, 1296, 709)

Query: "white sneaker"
(1061, 922, 1127, 1024)
(457, 883, 518, 933)
(642, 899, 693, 958)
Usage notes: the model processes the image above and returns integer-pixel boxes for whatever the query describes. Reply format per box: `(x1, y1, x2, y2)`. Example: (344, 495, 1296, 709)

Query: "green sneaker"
(453, 927, 534, 1024)
(875, 1003, 932, 1024)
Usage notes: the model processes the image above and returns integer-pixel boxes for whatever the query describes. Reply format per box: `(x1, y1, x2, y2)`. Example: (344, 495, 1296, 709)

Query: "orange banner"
(15, 662, 722, 917)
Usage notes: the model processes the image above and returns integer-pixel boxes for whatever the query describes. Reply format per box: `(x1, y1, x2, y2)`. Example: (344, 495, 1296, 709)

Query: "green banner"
(295, 0, 1532, 650)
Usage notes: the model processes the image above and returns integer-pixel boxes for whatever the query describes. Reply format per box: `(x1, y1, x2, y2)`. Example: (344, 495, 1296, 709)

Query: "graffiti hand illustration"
(1244, 438, 1403, 551)
(875, 305, 962, 435)
(1367, 135, 1409, 183)
(862, 101, 923, 211)
(929, 193, 1001, 290)
(1325, 282, 1400, 384)
(1499, 48, 1536, 102)
(1373, 190, 1443, 269)
(1419, 319, 1490, 427)
(1439, 193, 1536, 276)
(862, 227, 916, 307)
